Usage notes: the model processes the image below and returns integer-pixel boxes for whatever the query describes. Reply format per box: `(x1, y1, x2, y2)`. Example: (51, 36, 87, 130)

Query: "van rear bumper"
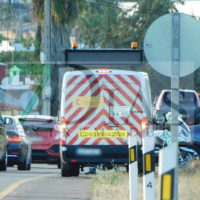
(61, 145, 142, 165)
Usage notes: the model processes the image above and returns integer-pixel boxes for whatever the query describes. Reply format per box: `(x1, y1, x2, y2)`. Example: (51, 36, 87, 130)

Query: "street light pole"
(43, 0, 51, 115)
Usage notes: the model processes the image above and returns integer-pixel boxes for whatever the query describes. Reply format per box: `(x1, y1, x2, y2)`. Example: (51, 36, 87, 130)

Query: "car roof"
(161, 89, 197, 93)
(18, 115, 57, 121)
(2, 115, 17, 121)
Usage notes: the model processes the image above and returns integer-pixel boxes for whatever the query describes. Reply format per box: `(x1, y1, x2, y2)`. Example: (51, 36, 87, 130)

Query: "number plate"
(110, 106, 130, 117)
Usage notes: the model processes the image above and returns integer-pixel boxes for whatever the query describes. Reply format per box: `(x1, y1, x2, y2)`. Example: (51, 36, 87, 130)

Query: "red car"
(18, 115, 61, 168)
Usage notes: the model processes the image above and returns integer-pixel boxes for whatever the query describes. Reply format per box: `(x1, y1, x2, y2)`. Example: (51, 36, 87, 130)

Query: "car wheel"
(27, 159, 31, 171)
(0, 152, 7, 171)
(18, 160, 27, 170)
(18, 155, 28, 171)
(27, 152, 32, 170)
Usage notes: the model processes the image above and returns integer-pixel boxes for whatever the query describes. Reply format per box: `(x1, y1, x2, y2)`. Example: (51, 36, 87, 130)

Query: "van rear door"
(64, 72, 144, 146)
(102, 74, 143, 145)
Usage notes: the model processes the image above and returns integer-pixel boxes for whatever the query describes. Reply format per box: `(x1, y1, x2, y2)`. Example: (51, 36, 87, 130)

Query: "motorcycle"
(154, 112, 199, 168)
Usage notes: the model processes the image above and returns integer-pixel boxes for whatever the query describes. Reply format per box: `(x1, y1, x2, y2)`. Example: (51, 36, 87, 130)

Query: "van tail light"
(8, 136, 22, 143)
(60, 117, 67, 146)
(61, 117, 67, 130)
(141, 117, 148, 133)
(60, 139, 66, 146)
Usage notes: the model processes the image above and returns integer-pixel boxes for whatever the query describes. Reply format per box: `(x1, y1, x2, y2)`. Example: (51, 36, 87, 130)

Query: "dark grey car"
(153, 89, 200, 127)
(0, 112, 7, 171)
(3, 115, 32, 170)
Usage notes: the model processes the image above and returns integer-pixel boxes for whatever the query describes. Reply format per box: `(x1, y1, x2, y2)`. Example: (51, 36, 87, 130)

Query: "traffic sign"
(144, 13, 200, 77)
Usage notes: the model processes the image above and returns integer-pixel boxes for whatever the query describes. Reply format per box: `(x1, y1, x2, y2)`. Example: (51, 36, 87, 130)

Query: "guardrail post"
(142, 134, 155, 200)
(158, 143, 177, 200)
(129, 131, 138, 200)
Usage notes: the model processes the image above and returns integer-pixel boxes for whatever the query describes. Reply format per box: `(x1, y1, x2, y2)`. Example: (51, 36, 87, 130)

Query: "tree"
(77, 0, 176, 48)
(34, 25, 42, 61)
(130, 0, 176, 44)
(31, 0, 190, 112)
(77, 0, 177, 99)
(0, 34, 6, 42)
(31, 0, 80, 116)
(77, 0, 134, 48)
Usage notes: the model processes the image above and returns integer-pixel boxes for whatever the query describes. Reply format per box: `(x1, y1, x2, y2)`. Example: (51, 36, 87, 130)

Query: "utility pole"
(43, 0, 51, 115)
(171, 11, 180, 200)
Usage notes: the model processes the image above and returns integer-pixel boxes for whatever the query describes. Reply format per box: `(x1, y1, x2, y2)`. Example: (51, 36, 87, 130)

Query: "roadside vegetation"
(90, 160, 200, 200)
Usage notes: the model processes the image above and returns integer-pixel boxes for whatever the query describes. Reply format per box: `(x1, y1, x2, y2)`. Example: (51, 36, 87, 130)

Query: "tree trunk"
(50, 22, 71, 116)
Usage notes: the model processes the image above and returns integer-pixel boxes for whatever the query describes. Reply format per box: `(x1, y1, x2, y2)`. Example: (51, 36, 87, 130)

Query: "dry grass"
(90, 160, 200, 200)
(178, 160, 200, 200)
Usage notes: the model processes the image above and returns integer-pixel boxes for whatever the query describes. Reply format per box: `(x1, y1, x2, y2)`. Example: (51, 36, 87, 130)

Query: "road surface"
(0, 164, 91, 200)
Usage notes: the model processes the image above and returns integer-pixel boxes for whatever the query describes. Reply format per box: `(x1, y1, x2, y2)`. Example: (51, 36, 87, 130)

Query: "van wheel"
(61, 162, 72, 177)
(57, 159, 61, 169)
(71, 164, 79, 176)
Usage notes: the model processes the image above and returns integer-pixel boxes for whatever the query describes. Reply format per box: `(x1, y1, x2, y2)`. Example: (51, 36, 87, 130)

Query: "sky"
(176, 1, 200, 17)
(120, 1, 200, 18)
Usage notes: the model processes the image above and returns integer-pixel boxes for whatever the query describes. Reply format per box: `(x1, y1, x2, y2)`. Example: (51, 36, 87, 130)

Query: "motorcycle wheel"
(178, 151, 192, 168)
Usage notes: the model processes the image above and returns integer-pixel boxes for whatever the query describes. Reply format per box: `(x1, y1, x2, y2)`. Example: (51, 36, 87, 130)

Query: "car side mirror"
(3, 117, 13, 125)
(154, 110, 164, 125)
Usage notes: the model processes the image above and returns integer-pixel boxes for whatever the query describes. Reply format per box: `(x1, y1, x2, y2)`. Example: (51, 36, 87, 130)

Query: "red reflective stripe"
(103, 106, 141, 140)
(65, 74, 143, 145)
(79, 110, 104, 145)
(66, 79, 104, 144)
(127, 75, 141, 87)
(65, 75, 92, 99)
(80, 120, 105, 145)
(67, 109, 98, 145)
(104, 85, 125, 106)
(66, 75, 79, 87)
(104, 97, 141, 139)
(104, 138, 115, 145)
(104, 76, 143, 113)
(115, 75, 142, 101)
(65, 75, 104, 114)
(66, 89, 102, 123)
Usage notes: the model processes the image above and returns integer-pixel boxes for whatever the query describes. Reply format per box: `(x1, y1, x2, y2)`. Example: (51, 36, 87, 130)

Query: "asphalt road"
(0, 164, 91, 200)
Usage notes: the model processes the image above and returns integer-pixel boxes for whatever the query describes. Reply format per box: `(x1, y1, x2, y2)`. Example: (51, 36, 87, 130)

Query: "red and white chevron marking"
(63, 73, 144, 145)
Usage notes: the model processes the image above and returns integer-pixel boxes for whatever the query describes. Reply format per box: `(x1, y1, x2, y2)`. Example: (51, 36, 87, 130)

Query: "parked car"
(153, 89, 200, 127)
(0, 112, 7, 171)
(3, 115, 32, 170)
(188, 125, 200, 156)
(18, 115, 61, 168)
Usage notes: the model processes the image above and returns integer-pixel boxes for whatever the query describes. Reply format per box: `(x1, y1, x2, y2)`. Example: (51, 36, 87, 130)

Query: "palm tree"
(32, 0, 80, 116)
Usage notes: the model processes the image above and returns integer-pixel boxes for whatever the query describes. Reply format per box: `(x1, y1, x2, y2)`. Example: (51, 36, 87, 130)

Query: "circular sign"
(144, 13, 200, 77)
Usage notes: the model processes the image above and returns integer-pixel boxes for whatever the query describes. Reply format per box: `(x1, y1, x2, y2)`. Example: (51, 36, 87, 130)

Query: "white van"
(60, 69, 153, 176)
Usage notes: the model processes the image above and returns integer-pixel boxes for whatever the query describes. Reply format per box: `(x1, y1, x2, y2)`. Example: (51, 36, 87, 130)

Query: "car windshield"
(164, 91, 197, 105)
(19, 118, 56, 130)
